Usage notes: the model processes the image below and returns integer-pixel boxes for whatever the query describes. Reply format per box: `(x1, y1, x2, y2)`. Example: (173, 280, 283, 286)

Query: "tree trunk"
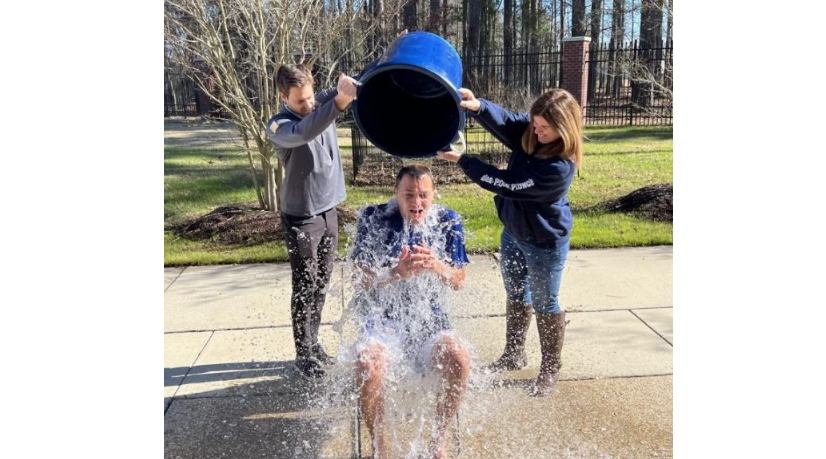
(487, 0, 496, 94)
(403, 0, 418, 30)
(608, 0, 626, 97)
(442, 0, 449, 37)
(264, 157, 277, 212)
(346, 0, 355, 62)
(238, 125, 266, 209)
(466, 0, 482, 88)
(429, 0, 440, 32)
(504, 0, 512, 84)
(590, 0, 603, 45)
(640, 0, 664, 50)
(373, 0, 386, 55)
(589, 0, 603, 105)
(521, 0, 528, 51)
(559, 0, 565, 41)
(250, 135, 279, 212)
(558, 0, 564, 86)
(461, 0, 468, 73)
(572, 0, 586, 36)
(512, 0, 518, 53)
(636, 0, 663, 109)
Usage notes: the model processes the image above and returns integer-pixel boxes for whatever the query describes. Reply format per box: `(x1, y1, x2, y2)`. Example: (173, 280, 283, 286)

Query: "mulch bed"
(598, 183, 673, 222)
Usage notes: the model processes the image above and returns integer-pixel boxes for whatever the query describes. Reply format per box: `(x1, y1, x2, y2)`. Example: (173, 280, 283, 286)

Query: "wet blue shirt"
(350, 200, 469, 320)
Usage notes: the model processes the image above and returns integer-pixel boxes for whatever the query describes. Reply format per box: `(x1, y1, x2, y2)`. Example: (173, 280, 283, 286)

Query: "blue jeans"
(500, 229, 569, 314)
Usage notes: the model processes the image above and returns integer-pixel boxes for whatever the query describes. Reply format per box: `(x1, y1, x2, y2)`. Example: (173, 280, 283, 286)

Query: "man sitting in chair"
(350, 165, 470, 459)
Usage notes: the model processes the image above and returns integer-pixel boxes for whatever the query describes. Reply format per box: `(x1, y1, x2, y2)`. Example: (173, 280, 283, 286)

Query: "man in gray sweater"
(266, 65, 359, 378)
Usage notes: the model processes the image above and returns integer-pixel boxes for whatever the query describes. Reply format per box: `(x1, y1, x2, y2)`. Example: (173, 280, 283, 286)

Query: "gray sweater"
(266, 87, 346, 217)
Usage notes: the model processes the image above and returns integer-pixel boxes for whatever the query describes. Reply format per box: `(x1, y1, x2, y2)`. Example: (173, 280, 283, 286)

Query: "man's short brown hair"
(395, 164, 434, 188)
(275, 64, 314, 97)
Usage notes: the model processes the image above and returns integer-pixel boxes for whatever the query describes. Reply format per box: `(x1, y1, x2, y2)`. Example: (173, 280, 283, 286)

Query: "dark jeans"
(281, 207, 338, 359)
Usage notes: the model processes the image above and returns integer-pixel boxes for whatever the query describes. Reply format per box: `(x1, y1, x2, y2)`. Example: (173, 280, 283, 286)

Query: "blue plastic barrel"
(353, 32, 464, 159)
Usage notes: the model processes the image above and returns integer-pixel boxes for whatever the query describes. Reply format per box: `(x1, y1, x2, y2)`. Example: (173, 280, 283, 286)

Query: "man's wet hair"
(395, 165, 434, 188)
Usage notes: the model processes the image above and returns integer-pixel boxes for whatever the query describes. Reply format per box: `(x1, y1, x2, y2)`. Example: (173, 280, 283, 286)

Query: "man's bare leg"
(429, 335, 470, 459)
(357, 343, 390, 459)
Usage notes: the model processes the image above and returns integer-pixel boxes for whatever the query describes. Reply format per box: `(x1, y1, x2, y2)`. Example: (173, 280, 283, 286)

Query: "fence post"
(562, 36, 592, 121)
(629, 40, 638, 126)
(351, 124, 363, 182)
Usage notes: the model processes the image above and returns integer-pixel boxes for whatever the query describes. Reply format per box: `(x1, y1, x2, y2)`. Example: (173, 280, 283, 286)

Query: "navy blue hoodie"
(457, 99, 576, 248)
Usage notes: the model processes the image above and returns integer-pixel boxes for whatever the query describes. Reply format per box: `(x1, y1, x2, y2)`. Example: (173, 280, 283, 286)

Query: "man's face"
(281, 83, 315, 116)
(396, 175, 435, 225)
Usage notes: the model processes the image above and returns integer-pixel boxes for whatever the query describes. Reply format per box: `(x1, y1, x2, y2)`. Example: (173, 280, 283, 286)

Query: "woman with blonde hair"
(438, 88, 583, 397)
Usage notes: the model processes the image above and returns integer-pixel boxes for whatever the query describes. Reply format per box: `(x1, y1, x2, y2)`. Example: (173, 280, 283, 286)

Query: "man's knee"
(432, 336, 470, 377)
(357, 343, 388, 382)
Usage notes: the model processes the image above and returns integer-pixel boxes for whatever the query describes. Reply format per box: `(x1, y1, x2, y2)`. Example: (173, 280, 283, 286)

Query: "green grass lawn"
(165, 125, 672, 265)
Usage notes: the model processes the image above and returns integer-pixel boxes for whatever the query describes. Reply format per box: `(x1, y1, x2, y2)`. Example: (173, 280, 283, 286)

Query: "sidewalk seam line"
(163, 308, 674, 334)
(168, 330, 215, 415)
(169, 373, 674, 403)
(165, 266, 187, 293)
(629, 309, 673, 347)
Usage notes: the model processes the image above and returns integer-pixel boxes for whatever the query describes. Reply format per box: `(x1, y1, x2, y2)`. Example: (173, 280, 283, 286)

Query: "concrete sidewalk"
(164, 246, 673, 458)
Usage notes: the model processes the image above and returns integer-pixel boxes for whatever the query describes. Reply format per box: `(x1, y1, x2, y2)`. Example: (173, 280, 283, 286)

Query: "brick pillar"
(562, 36, 591, 119)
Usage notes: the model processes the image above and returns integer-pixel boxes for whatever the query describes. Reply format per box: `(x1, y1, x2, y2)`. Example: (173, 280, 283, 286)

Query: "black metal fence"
(164, 71, 199, 117)
(164, 42, 672, 184)
(344, 42, 672, 185)
(464, 45, 564, 111)
(586, 39, 673, 126)
(164, 41, 673, 125)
